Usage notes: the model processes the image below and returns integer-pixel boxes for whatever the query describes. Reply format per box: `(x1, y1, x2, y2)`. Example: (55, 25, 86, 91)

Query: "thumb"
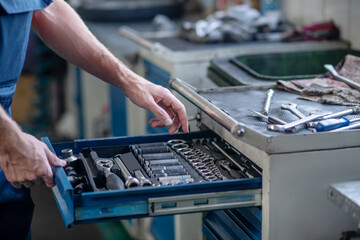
(45, 148, 67, 167)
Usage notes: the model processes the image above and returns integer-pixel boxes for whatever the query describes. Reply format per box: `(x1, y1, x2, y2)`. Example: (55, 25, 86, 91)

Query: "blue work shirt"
(0, 0, 52, 239)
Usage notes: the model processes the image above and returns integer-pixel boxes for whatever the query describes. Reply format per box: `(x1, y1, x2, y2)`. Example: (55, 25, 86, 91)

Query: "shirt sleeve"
(0, 0, 53, 14)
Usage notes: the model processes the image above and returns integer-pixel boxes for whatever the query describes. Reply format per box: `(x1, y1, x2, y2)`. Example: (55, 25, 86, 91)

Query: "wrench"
(96, 159, 125, 190)
(113, 155, 140, 188)
(134, 170, 152, 187)
(262, 89, 274, 116)
(321, 106, 360, 120)
(218, 160, 245, 179)
(268, 113, 328, 132)
(281, 103, 307, 119)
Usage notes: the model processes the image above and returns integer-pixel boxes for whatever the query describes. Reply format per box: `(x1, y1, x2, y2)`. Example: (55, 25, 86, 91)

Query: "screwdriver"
(249, 110, 287, 125)
(314, 117, 360, 132)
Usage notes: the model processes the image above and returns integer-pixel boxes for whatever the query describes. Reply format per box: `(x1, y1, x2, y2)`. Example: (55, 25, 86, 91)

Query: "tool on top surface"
(114, 155, 140, 188)
(267, 113, 329, 132)
(307, 106, 360, 128)
(262, 89, 274, 116)
(96, 159, 125, 190)
(314, 117, 360, 132)
(325, 64, 360, 91)
(281, 103, 307, 119)
(249, 109, 287, 125)
(320, 106, 360, 120)
(329, 121, 360, 132)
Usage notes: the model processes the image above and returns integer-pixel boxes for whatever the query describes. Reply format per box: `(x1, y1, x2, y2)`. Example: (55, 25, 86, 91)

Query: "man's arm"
(31, 0, 188, 134)
(0, 106, 66, 188)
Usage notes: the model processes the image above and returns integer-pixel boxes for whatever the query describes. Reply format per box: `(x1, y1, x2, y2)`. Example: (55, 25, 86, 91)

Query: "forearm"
(31, 0, 135, 91)
(0, 106, 21, 145)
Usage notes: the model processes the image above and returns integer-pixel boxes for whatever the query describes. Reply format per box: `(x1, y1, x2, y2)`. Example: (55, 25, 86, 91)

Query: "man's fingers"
(160, 97, 189, 133)
(149, 101, 173, 126)
(22, 181, 34, 188)
(150, 119, 163, 128)
(45, 148, 67, 167)
(40, 163, 55, 188)
(11, 182, 22, 189)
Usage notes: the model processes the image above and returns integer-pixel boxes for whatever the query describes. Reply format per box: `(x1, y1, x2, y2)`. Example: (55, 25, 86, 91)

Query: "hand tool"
(158, 175, 194, 185)
(134, 170, 152, 187)
(203, 173, 218, 181)
(153, 167, 188, 176)
(67, 174, 91, 193)
(74, 183, 85, 194)
(320, 106, 360, 120)
(211, 141, 251, 178)
(262, 89, 274, 116)
(171, 143, 189, 150)
(113, 155, 140, 188)
(150, 165, 185, 171)
(249, 110, 287, 125)
(142, 152, 175, 160)
(167, 139, 186, 146)
(96, 159, 125, 190)
(61, 148, 78, 162)
(133, 146, 170, 155)
(219, 160, 244, 179)
(159, 175, 192, 181)
(193, 163, 207, 169)
(281, 103, 307, 119)
(146, 159, 179, 165)
(138, 142, 166, 148)
(313, 117, 360, 132)
(329, 121, 360, 132)
(176, 147, 194, 155)
(324, 64, 360, 91)
(64, 166, 77, 177)
(267, 113, 328, 132)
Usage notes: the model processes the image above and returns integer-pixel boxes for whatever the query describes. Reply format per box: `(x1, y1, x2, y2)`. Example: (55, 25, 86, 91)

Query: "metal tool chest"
(169, 78, 360, 239)
(47, 78, 360, 239)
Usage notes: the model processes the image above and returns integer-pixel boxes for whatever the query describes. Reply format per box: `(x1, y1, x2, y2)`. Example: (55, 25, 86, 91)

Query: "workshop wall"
(282, 0, 360, 50)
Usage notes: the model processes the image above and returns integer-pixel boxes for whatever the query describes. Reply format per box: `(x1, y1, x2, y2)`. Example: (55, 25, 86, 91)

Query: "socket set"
(60, 138, 262, 194)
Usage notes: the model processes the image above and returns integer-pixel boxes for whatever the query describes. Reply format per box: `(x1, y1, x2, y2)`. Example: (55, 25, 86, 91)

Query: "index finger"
(167, 96, 189, 133)
(40, 164, 55, 188)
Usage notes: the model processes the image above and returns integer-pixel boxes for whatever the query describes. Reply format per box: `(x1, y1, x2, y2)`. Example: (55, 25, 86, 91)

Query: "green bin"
(208, 49, 360, 86)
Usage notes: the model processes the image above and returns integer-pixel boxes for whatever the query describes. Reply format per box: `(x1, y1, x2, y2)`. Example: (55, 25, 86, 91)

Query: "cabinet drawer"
(43, 131, 262, 228)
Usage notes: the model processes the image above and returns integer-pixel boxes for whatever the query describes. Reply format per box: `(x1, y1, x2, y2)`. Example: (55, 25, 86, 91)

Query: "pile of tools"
(250, 89, 360, 133)
(61, 138, 262, 194)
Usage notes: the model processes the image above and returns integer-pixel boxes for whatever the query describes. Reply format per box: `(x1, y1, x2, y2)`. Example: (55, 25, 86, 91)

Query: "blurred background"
(11, 0, 360, 239)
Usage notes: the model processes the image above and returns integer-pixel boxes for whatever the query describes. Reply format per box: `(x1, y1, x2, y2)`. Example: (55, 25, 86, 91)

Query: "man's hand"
(0, 110, 66, 189)
(122, 77, 189, 134)
(32, 0, 189, 134)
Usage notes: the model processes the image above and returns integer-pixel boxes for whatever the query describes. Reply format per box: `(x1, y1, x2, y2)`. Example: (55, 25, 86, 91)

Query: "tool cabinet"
(47, 78, 360, 239)
(170, 78, 360, 239)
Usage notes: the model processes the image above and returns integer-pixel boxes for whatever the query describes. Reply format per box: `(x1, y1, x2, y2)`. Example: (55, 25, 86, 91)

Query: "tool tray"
(170, 79, 360, 156)
(44, 131, 262, 228)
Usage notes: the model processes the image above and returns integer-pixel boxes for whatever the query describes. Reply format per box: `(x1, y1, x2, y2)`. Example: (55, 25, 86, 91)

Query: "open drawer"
(43, 130, 262, 228)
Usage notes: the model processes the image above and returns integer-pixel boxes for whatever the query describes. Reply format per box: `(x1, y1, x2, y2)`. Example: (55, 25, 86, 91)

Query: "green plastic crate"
(230, 49, 360, 81)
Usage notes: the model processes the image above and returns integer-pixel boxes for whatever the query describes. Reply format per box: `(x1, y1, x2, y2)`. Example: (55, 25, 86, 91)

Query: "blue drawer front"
(203, 207, 262, 240)
(143, 59, 171, 134)
(44, 131, 262, 227)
